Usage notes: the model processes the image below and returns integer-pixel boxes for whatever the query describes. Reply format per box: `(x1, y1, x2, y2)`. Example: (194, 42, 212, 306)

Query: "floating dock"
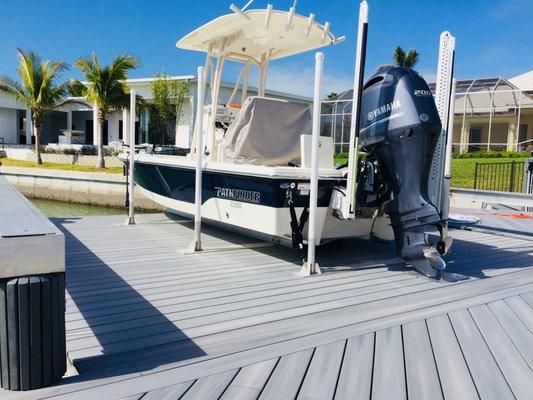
(2, 212, 532, 399)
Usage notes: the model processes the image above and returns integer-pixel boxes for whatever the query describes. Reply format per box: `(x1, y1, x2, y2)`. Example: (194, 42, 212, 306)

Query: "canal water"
(30, 198, 125, 217)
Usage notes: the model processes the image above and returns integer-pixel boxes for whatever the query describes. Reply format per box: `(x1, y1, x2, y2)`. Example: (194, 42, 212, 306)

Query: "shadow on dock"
(53, 217, 206, 377)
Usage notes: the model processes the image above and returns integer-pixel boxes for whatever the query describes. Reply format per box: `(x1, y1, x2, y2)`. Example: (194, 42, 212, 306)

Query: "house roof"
(509, 70, 533, 91)
(327, 72, 533, 114)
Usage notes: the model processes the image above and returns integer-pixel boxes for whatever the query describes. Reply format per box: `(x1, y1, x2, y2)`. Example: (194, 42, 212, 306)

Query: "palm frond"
(393, 46, 405, 67)
(108, 53, 140, 82)
(74, 51, 140, 113)
(404, 49, 419, 69)
(69, 79, 88, 97)
(0, 75, 29, 107)
(16, 48, 38, 99)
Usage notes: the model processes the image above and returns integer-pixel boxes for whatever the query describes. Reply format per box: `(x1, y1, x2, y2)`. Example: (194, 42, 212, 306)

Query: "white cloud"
(252, 64, 354, 98)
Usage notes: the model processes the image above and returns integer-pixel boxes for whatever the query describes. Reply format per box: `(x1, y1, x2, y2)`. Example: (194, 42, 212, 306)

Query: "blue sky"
(0, 0, 531, 97)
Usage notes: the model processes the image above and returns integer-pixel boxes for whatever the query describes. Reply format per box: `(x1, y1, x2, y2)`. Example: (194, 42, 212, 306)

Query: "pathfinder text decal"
(214, 187, 261, 204)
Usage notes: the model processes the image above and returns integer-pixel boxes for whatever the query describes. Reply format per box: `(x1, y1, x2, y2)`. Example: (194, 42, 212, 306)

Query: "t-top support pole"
(342, 0, 368, 220)
(185, 66, 206, 253)
(299, 52, 324, 277)
(126, 89, 136, 225)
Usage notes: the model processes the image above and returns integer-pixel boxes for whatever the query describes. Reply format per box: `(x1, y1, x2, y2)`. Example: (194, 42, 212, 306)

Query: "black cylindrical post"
(0, 274, 66, 391)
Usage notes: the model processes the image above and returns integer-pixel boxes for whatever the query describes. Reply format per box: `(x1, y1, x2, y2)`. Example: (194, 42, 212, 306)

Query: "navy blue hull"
(133, 162, 337, 208)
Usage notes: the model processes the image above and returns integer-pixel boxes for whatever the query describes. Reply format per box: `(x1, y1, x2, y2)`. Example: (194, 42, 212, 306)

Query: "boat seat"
(223, 96, 311, 166)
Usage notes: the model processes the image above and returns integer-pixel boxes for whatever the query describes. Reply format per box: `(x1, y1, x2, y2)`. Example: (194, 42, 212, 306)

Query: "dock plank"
(219, 358, 278, 400)
(334, 333, 374, 400)
(258, 349, 313, 400)
(297, 340, 345, 400)
(426, 315, 478, 400)
(449, 309, 514, 400)
(371, 326, 406, 400)
(487, 300, 533, 368)
(505, 296, 533, 331)
(403, 320, 443, 400)
(180, 369, 238, 400)
(469, 304, 533, 399)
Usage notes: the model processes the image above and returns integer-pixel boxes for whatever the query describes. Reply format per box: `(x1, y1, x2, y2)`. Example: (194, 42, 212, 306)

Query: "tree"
(71, 52, 139, 168)
(326, 92, 338, 99)
(393, 46, 419, 69)
(0, 48, 67, 164)
(148, 72, 188, 145)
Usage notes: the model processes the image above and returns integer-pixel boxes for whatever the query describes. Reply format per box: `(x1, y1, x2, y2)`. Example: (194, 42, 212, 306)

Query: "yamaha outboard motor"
(358, 66, 445, 277)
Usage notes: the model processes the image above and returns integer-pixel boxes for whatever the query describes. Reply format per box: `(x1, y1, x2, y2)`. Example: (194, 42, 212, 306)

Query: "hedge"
(452, 150, 531, 159)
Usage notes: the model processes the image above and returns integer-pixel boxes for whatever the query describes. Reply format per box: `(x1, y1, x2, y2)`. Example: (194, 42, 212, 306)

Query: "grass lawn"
(0, 157, 123, 174)
(333, 155, 527, 189)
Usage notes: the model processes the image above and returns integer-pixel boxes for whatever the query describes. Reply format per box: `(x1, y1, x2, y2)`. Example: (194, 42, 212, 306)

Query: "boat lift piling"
(441, 78, 457, 222)
(342, 0, 369, 220)
(299, 52, 324, 277)
(184, 66, 206, 253)
(126, 89, 136, 225)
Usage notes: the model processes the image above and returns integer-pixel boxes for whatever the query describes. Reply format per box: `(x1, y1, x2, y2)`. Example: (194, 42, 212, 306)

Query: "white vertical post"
(444, 80, 457, 178)
(92, 104, 99, 146)
(430, 30, 455, 213)
(487, 92, 493, 151)
(66, 110, 72, 131)
(184, 66, 206, 253)
(516, 93, 523, 151)
(441, 79, 456, 221)
(122, 108, 130, 144)
(126, 90, 136, 225)
(299, 52, 324, 277)
(343, 0, 368, 220)
(25, 109, 32, 145)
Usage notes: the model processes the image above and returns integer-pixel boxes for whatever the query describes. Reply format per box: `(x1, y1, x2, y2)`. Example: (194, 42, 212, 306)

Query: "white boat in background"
(121, 1, 457, 277)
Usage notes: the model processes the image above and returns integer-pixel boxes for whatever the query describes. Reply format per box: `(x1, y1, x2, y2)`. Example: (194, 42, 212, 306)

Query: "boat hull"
(129, 158, 394, 246)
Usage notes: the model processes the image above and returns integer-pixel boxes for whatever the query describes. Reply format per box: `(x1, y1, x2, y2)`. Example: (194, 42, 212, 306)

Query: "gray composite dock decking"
(2, 213, 533, 400)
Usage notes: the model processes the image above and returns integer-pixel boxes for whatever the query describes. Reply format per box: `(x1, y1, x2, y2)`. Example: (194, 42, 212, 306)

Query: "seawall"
(0, 166, 163, 211)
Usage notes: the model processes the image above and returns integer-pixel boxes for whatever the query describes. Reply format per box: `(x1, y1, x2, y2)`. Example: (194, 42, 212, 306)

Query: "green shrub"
(453, 150, 530, 159)
(80, 146, 97, 156)
(62, 148, 79, 155)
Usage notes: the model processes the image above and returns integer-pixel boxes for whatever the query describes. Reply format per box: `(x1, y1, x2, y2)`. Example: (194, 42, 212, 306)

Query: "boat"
(120, 1, 456, 277)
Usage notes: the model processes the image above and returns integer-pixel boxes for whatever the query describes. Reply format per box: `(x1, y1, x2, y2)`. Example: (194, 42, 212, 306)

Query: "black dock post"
(0, 274, 66, 391)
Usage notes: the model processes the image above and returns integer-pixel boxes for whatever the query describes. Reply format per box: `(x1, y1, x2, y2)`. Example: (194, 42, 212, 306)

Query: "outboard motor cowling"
(358, 66, 444, 276)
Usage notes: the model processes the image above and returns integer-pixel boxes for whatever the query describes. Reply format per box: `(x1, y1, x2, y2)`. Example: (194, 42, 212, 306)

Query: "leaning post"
(299, 52, 324, 277)
(184, 66, 206, 253)
(126, 89, 136, 225)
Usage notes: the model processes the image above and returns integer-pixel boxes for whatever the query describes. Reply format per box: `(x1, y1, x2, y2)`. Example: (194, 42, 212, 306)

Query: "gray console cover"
(224, 96, 311, 166)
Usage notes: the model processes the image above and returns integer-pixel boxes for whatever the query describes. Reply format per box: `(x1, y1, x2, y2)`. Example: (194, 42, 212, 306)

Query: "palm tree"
(71, 53, 139, 168)
(0, 49, 67, 164)
(393, 46, 419, 69)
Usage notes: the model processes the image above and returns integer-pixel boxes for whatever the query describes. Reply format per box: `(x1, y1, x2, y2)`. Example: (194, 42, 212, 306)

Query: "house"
(0, 76, 311, 148)
(324, 70, 533, 154)
(433, 70, 533, 153)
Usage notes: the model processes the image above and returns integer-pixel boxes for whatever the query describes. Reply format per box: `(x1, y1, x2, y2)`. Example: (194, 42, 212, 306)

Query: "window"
(468, 127, 482, 152)
(519, 124, 528, 143)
